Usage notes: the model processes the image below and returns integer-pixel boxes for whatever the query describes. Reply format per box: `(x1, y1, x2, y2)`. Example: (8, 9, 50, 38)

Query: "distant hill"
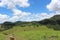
(39, 15, 60, 30)
(0, 15, 60, 31)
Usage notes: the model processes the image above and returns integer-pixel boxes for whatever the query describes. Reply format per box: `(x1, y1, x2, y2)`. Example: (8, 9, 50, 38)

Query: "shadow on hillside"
(46, 24, 60, 30)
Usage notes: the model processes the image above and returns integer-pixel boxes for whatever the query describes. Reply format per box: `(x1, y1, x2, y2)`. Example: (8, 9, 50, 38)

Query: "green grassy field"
(0, 25, 60, 40)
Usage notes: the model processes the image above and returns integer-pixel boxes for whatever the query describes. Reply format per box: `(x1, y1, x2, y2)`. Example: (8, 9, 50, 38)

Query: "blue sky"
(18, 0, 51, 13)
(0, 0, 51, 14)
(0, 0, 60, 23)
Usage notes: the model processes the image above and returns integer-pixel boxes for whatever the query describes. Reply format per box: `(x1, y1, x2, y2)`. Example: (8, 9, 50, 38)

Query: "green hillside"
(0, 25, 60, 40)
(0, 15, 60, 40)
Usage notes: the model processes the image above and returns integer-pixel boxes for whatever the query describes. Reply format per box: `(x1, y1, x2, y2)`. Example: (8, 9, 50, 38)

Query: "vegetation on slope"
(0, 15, 60, 40)
(0, 25, 60, 40)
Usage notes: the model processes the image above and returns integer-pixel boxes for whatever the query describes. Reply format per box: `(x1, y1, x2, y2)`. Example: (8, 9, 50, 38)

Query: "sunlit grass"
(0, 25, 60, 40)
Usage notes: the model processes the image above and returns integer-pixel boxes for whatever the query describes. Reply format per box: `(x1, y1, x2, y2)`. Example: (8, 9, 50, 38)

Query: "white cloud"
(8, 9, 31, 22)
(0, 0, 8, 7)
(8, 9, 51, 22)
(11, 10, 55, 22)
(0, 14, 9, 23)
(0, 0, 30, 9)
(14, 0, 30, 8)
(0, 0, 31, 23)
(8, 16, 19, 22)
(47, 0, 60, 11)
(0, 12, 56, 23)
(40, 13, 55, 20)
(46, 0, 60, 17)
(12, 9, 31, 16)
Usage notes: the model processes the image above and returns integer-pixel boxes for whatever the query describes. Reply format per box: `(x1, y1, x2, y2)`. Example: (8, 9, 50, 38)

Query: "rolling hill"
(0, 15, 60, 40)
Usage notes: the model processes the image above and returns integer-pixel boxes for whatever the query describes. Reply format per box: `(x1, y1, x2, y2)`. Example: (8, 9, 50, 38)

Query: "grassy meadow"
(0, 25, 60, 40)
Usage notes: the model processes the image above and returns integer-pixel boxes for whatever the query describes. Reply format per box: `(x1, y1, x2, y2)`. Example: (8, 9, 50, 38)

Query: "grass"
(0, 25, 60, 40)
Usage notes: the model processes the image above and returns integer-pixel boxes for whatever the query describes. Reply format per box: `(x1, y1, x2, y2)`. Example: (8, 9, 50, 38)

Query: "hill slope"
(0, 25, 60, 40)
(0, 15, 60, 31)
(0, 15, 60, 40)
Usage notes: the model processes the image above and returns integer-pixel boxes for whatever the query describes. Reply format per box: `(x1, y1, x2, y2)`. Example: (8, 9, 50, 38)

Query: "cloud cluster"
(0, 14, 9, 23)
(9, 9, 31, 22)
(0, 0, 31, 23)
(46, 0, 60, 17)
(0, 0, 60, 23)
(47, 0, 60, 12)
(0, 0, 30, 8)
(9, 12, 55, 22)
